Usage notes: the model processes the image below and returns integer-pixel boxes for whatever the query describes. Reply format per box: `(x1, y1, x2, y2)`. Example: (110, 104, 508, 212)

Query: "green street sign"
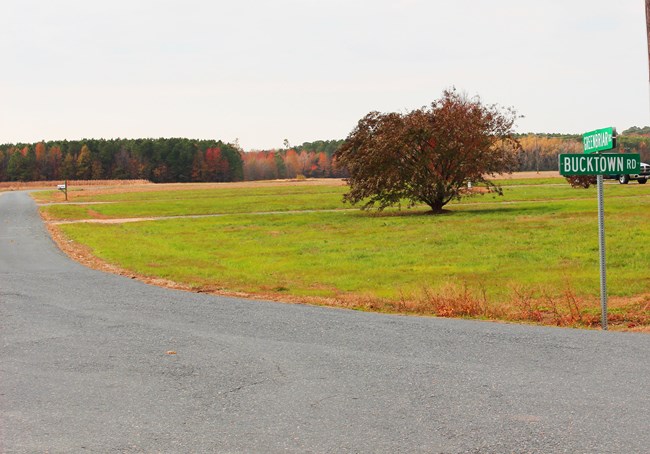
(559, 153, 640, 175)
(583, 127, 616, 154)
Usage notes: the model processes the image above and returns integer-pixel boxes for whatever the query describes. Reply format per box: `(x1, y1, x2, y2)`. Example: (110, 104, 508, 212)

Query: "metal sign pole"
(596, 174, 608, 330)
(647, 1, 650, 142)
(562, 127, 622, 331)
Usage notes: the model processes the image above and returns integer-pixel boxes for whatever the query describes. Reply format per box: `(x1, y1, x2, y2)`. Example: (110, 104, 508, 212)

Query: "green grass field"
(40, 180, 609, 221)
(39, 185, 349, 220)
(38, 178, 650, 327)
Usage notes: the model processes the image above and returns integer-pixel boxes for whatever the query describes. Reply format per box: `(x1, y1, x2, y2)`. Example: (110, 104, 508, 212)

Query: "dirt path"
(44, 208, 358, 225)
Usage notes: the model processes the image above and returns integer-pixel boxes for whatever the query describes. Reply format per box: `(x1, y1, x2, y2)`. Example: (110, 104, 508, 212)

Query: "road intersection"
(1, 191, 649, 452)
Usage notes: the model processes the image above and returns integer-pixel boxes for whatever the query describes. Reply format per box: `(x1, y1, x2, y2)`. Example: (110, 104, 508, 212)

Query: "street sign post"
(558, 153, 640, 176)
(596, 173, 607, 330)
(583, 127, 616, 154)
(560, 127, 626, 330)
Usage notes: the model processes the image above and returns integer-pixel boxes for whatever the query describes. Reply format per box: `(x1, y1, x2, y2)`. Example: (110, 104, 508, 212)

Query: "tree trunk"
(424, 196, 447, 213)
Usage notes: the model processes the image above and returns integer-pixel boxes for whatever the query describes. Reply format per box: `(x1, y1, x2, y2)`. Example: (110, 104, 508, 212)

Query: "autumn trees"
(2, 130, 647, 185)
(241, 149, 343, 180)
(0, 138, 244, 183)
(335, 90, 520, 212)
(0, 137, 349, 183)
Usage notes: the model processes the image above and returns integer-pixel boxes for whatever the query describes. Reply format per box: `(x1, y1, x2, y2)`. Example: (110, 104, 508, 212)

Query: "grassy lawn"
(38, 177, 604, 221)
(38, 185, 350, 220)
(43, 178, 650, 329)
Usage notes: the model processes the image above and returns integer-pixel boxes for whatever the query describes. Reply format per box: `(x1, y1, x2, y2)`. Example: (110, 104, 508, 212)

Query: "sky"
(1, 0, 648, 150)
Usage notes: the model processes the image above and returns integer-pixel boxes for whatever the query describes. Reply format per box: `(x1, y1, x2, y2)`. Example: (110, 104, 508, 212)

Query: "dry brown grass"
(0, 179, 150, 191)
(327, 284, 650, 331)
(4, 171, 551, 195)
(77, 178, 344, 194)
(493, 170, 560, 179)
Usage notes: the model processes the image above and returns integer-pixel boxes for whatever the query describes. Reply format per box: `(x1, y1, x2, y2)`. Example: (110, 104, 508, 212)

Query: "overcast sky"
(1, 0, 648, 150)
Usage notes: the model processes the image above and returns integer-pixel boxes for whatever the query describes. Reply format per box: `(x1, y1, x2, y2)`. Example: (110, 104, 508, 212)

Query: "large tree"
(335, 90, 520, 212)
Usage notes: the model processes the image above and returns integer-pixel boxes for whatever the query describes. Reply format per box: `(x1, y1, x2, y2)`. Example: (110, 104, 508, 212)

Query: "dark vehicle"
(606, 162, 650, 184)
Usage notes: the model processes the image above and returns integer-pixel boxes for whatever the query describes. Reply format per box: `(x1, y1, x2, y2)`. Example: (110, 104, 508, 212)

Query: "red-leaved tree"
(335, 89, 520, 212)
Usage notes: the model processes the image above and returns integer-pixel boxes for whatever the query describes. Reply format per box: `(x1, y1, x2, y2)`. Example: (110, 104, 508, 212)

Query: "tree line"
(1, 132, 648, 183)
(0, 138, 346, 183)
(0, 138, 243, 183)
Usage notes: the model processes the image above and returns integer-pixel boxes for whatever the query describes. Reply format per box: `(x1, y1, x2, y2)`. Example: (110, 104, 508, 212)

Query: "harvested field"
(0, 179, 150, 191)
(4, 171, 559, 195)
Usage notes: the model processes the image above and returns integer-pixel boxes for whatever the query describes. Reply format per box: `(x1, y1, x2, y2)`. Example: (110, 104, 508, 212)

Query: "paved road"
(1, 191, 649, 453)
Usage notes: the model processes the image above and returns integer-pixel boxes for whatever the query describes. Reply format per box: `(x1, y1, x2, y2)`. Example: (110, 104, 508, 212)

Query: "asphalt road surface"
(1, 191, 649, 453)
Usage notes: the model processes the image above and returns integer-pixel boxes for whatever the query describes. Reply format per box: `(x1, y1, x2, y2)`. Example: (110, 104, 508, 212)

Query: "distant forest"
(1, 129, 649, 183)
(0, 138, 346, 183)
